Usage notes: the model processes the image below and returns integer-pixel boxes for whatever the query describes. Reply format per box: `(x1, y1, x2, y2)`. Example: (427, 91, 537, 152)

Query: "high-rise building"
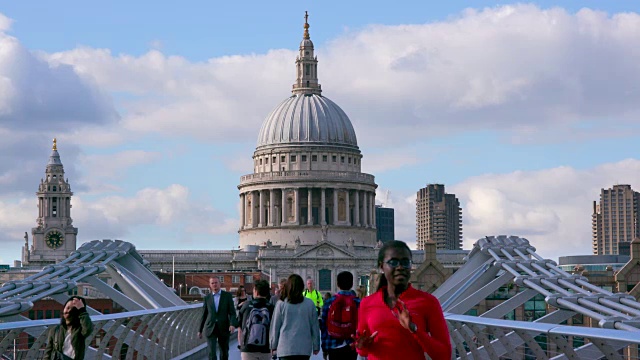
(416, 184, 462, 250)
(375, 206, 394, 242)
(592, 184, 639, 255)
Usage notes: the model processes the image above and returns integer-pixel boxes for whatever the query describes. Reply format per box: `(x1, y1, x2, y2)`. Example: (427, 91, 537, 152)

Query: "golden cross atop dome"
(52, 138, 57, 151)
(303, 11, 310, 40)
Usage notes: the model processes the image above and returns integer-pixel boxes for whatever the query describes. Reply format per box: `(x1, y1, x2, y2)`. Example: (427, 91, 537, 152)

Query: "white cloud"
(0, 20, 118, 131)
(77, 150, 163, 193)
(362, 147, 426, 174)
(40, 5, 640, 147)
(73, 184, 237, 237)
(0, 13, 12, 32)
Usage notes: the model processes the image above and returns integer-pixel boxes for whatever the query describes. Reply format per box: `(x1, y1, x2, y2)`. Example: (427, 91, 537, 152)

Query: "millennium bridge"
(1, 236, 640, 359)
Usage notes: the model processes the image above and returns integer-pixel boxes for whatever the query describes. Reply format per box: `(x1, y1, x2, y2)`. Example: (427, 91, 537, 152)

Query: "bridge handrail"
(0, 303, 202, 332)
(446, 313, 640, 343)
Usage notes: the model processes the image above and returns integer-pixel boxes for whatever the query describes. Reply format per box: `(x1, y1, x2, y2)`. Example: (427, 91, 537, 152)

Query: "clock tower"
(23, 139, 78, 267)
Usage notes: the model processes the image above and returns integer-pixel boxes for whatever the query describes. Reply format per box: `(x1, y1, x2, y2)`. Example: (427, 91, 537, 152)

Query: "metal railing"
(0, 304, 205, 360)
(446, 313, 640, 360)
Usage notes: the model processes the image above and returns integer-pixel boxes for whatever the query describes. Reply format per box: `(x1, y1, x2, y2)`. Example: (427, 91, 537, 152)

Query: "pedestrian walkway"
(215, 338, 325, 360)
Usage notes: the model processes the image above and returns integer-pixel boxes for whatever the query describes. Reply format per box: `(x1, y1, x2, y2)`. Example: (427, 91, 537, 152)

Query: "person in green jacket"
(303, 278, 324, 315)
(44, 296, 94, 360)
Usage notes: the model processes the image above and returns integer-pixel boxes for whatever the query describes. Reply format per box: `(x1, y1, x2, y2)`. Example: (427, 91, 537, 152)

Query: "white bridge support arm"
(435, 235, 640, 359)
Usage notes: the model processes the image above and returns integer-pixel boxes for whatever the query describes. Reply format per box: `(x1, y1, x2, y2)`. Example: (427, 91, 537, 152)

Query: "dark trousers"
(206, 326, 230, 360)
(327, 346, 358, 360)
(279, 356, 310, 360)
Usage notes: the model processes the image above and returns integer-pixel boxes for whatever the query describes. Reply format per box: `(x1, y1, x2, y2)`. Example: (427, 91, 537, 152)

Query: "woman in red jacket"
(354, 240, 451, 360)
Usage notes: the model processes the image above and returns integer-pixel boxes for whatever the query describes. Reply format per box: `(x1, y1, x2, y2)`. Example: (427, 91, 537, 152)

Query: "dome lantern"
(292, 11, 321, 96)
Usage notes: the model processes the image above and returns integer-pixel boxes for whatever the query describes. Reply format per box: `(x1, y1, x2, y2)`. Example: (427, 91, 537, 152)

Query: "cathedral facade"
(238, 13, 378, 250)
(145, 15, 385, 292)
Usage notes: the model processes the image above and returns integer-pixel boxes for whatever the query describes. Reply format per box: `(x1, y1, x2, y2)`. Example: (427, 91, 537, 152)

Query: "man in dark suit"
(198, 277, 239, 360)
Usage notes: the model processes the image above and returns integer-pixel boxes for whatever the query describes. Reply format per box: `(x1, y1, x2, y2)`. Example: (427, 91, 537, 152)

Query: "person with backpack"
(303, 278, 323, 316)
(320, 272, 360, 360)
(238, 280, 274, 360)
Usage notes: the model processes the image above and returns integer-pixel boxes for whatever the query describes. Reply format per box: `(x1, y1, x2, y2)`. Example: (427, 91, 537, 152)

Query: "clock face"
(45, 230, 64, 249)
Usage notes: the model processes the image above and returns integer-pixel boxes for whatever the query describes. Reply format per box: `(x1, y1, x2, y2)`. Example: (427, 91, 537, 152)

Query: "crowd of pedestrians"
(199, 240, 452, 360)
(40, 239, 450, 360)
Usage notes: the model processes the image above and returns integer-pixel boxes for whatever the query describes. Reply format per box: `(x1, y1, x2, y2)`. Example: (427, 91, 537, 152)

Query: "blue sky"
(1, 1, 640, 263)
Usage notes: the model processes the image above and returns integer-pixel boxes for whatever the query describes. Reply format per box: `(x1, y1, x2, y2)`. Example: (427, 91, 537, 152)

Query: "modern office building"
(375, 205, 394, 242)
(416, 184, 462, 250)
(592, 185, 640, 255)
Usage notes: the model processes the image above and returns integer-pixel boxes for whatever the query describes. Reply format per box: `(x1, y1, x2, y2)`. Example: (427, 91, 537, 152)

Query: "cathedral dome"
(256, 93, 358, 149)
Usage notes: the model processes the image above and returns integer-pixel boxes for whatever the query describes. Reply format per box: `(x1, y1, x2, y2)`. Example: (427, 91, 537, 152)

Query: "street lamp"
(179, 283, 183, 296)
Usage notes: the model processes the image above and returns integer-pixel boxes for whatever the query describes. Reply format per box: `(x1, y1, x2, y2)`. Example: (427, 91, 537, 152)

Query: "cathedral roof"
(256, 93, 358, 149)
(255, 12, 358, 151)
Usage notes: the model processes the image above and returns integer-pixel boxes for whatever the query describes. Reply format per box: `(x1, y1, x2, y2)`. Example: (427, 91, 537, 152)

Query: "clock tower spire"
(23, 138, 78, 267)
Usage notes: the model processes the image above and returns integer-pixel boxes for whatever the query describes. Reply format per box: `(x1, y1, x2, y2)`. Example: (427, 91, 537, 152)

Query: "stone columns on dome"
(294, 188, 300, 225)
(333, 189, 338, 224)
(307, 189, 313, 225)
(370, 192, 376, 229)
(259, 190, 265, 227)
(281, 189, 287, 225)
(269, 190, 275, 226)
(320, 188, 326, 225)
(345, 189, 350, 225)
(362, 191, 368, 227)
(354, 191, 360, 226)
(240, 193, 246, 229)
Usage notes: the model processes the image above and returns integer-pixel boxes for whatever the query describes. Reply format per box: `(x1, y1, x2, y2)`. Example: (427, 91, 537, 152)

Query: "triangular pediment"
(293, 241, 356, 259)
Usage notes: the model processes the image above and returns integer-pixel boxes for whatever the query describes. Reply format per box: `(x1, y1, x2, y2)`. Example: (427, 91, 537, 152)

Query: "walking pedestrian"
(198, 277, 239, 360)
(238, 280, 274, 360)
(320, 272, 360, 360)
(354, 240, 451, 360)
(270, 274, 320, 360)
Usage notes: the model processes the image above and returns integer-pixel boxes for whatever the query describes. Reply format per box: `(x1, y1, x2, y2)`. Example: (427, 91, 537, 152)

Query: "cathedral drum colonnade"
(237, 12, 377, 250)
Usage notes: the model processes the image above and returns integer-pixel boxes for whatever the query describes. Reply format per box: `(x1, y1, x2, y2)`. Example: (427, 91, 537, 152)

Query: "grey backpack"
(244, 304, 270, 347)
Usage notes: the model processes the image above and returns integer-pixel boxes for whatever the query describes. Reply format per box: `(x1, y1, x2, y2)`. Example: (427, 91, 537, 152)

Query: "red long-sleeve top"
(357, 285, 451, 360)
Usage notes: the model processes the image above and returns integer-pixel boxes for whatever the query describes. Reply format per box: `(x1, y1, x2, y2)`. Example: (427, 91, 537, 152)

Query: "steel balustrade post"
(184, 308, 203, 353)
(24, 323, 52, 359)
(165, 309, 191, 357)
(548, 333, 579, 359)
(126, 314, 152, 360)
(139, 312, 166, 360)
(513, 329, 548, 359)
(0, 327, 24, 355)
(97, 317, 127, 358)
(112, 315, 142, 360)
(147, 311, 172, 359)
(467, 323, 500, 359)
(452, 322, 483, 359)
(180, 308, 201, 355)
(447, 322, 469, 360)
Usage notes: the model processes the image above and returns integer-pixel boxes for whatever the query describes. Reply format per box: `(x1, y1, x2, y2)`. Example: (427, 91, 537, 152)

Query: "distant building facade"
(592, 185, 640, 255)
(416, 184, 462, 250)
(375, 206, 394, 242)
